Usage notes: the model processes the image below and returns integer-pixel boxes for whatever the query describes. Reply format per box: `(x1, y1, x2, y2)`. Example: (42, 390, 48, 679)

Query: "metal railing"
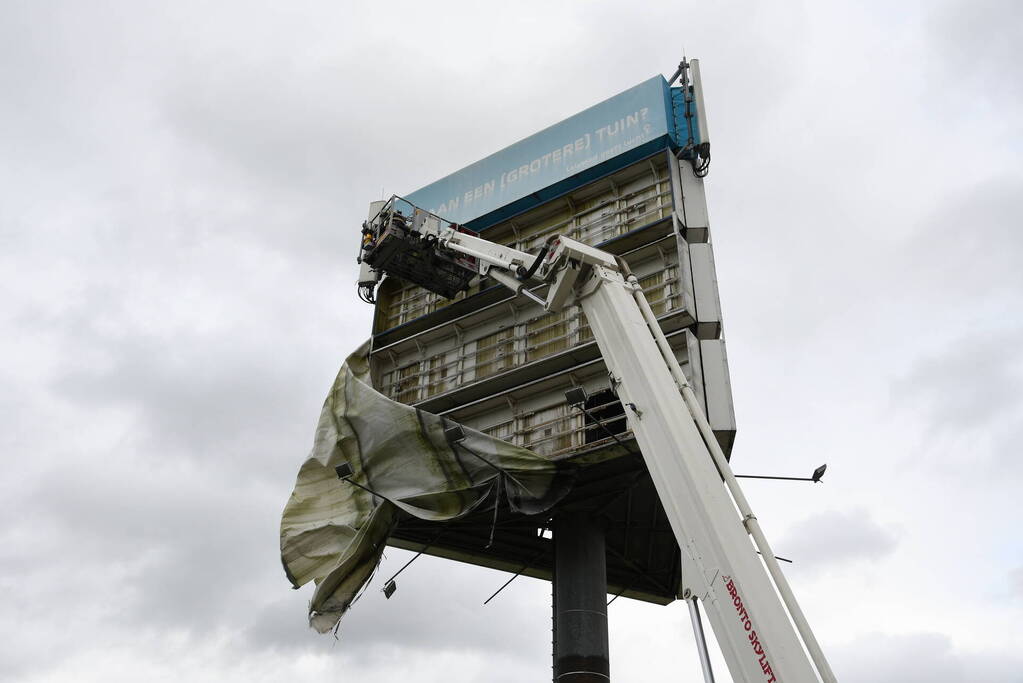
(378, 273, 681, 402)
(478, 398, 632, 459)
(377, 178, 672, 331)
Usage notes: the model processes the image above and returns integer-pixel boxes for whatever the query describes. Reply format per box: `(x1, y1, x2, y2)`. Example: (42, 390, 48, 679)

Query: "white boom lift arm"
(357, 197, 837, 683)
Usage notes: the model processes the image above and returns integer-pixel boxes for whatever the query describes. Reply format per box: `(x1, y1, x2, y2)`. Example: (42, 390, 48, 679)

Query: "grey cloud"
(2, 0, 1022, 681)
(11, 458, 278, 625)
(833, 631, 1023, 683)
(53, 325, 319, 460)
(898, 176, 1023, 301)
(1011, 566, 1023, 597)
(888, 323, 1023, 479)
(778, 509, 898, 572)
(162, 56, 394, 193)
(244, 554, 552, 663)
(876, 176, 1023, 475)
(892, 325, 1023, 432)
(927, 0, 1023, 103)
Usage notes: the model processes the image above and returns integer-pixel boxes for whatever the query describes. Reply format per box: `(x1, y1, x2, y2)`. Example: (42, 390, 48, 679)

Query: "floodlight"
(444, 424, 466, 443)
(735, 463, 829, 484)
(564, 387, 588, 406)
(333, 460, 391, 502)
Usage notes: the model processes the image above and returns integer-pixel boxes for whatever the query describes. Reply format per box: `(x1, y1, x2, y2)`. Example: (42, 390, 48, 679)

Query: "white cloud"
(832, 632, 1023, 683)
(1011, 567, 1023, 598)
(778, 509, 898, 574)
(2, 0, 1021, 681)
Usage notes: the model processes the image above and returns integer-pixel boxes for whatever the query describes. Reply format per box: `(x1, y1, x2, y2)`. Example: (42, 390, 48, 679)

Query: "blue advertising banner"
(404, 75, 692, 228)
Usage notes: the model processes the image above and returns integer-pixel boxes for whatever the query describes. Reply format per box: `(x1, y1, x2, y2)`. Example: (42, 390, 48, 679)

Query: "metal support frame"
(688, 598, 717, 683)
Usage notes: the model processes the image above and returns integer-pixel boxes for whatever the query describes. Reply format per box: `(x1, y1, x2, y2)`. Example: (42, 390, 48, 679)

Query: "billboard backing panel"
(405, 75, 691, 226)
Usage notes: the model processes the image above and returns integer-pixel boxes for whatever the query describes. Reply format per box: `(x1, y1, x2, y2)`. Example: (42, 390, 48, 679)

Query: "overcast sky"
(2, 1, 1021, 682)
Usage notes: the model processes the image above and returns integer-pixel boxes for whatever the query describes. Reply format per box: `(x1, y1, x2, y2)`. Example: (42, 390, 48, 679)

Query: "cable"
(693, 155, 711, 178)
(516, 234, 559, 281)
(358, 284, 376, 305)
(569, 401, 636, 457)
(692, 143, 711, 177)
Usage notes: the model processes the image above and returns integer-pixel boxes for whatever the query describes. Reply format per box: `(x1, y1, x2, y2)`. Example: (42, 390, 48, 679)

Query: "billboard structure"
(365, 62, 730, 611)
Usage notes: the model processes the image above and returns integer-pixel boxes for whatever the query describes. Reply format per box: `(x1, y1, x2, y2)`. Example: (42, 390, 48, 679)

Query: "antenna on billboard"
(668, 52, 688, 87)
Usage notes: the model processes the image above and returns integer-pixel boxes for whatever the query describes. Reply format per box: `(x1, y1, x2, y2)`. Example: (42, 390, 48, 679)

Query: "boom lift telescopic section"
(357, 196, 837, 683)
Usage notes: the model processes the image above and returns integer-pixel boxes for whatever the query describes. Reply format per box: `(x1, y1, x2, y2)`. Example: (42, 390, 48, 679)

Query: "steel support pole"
(688, 598, 717, 683)
(553, 511, 610, 683)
